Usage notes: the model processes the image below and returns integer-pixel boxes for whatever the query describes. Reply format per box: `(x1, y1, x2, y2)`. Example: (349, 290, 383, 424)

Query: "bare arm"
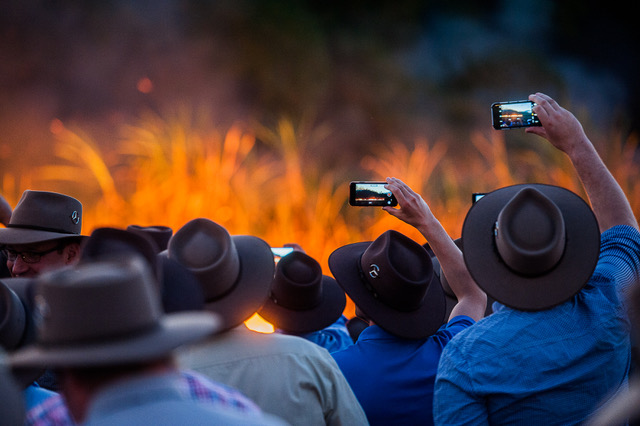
(527, 93, 638, 232)
(383, 177, 486, 322)
(0, 194, 11, 226)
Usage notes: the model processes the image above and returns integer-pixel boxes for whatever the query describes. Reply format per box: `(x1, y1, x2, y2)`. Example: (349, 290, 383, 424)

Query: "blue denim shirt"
(434, 225, 640, 425)
(278, 315, 354, 353)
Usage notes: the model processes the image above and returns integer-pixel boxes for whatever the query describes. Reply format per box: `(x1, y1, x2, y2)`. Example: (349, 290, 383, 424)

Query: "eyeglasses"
(1, 244, 65, 264)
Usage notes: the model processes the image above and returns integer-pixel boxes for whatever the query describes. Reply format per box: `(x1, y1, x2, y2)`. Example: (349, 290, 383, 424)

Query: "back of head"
(167, 218, 275, 331)
(329, 229, 446, 339)
(258, 251, 346, 334)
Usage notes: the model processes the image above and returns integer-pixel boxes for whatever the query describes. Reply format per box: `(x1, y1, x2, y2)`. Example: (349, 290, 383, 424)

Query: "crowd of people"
(1, 92, 639, 425)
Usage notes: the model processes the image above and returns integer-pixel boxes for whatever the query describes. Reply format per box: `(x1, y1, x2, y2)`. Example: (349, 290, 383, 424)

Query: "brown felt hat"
(329, 230, 446, 340)
(8, 259, 220, 368)
(0, 190, 86, 245)
(167, 218, 275, 332)
(462, 184, 600, 311)
(258, 251, 346, 333)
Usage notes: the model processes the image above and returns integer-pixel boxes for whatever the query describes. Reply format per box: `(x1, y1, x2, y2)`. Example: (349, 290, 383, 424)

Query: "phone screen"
(271, 247, 294, 258)
(472, 193, 486, 203)
(349, 182, 398, 207)
(491, 100, 541, 130)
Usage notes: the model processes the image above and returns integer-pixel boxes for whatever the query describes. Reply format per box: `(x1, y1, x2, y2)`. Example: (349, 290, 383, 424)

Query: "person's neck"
(61, 358, 175, 423)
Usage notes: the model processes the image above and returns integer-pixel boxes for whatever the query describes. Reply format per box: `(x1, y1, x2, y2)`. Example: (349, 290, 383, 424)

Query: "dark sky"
(0, 0, 638, 176)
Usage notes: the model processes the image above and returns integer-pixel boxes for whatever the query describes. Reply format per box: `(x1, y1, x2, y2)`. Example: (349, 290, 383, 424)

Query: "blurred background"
(1, 0, 639, 282)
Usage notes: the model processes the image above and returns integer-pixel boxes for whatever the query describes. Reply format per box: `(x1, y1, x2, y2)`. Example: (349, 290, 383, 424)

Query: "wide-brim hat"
(9, 259, 220, 368)
(258, 251, 346, 334)
(79, 227, 161, 282)
(0, 277, 46, 387)
(167, 218, 275, 332)
(0, 190, 87, 245)
(462, 184, 600, 311)
(329, 230, 446, 340)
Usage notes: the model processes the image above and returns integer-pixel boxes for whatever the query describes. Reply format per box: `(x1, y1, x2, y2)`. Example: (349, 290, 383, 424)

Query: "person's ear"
(64, 243, 81, 264)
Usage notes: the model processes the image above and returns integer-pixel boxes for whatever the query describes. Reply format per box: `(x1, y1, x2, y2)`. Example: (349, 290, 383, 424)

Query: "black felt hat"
(462, 184, 600, 311)
(258, 251, 346, 334)
(329, 230, 446, 339)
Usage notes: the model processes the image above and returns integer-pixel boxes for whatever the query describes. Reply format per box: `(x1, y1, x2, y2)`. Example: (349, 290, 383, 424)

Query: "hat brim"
(201, 236, 275, 331)
(0, 228, 87, 245)
(258, 276, 346, 334)
(8, 312, 219, 368)
(462, 184, 600, 311)
(329, 241, 446, 340)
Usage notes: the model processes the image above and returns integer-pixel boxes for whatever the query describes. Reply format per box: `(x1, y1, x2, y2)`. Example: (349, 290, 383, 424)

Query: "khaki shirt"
(177, 325, 368, 426)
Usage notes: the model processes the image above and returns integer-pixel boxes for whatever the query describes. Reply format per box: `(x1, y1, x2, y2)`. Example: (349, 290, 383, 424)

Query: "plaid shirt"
(26, 370, 262, 426)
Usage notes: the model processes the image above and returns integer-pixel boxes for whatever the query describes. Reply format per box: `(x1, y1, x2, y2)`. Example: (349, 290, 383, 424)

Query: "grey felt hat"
(167, 218, 275, 332)
(9, 259, 220, 368)
(0, 190, 86, 245)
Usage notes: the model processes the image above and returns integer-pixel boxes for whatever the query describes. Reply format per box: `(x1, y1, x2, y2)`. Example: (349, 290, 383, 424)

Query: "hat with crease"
(79, 227, 161, 282)
(126, 225, 173, 253)
(329, 230, 446, 339)
(461, 184, 600, 311)
(167, 218, 275, 332)
(0, 190, 86, 245)
(8, 258, 220, 367)
(258, 251, 346, 334)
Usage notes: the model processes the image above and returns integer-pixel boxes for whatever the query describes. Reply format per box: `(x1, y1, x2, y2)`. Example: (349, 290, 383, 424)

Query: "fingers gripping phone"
(349, 181, 398, 207)
(491, 100, 541, 130)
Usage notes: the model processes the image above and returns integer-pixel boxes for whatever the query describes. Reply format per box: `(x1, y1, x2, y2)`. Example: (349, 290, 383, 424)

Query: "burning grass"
(2, 109, 639, 323)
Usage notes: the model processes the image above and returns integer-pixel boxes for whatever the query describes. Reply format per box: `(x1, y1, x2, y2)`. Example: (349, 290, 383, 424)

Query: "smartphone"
(491, 100, 541, 130)
(271, 247, 294, 258)
(349, 181, 398, 207)
(472, 193, 486, 203)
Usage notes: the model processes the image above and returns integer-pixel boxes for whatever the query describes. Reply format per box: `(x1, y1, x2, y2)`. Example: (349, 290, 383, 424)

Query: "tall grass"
(3, 109, 639, 323)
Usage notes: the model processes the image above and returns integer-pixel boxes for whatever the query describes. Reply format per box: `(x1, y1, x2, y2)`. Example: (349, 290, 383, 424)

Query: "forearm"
(566, 135, 638, 231)
(416, 218, 486, 321)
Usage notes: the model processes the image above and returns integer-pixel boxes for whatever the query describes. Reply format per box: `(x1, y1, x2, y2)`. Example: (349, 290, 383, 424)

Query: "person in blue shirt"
(259, 249, 353, 353)
(329, 178, 487, 426)
(433, 92, 640, 425)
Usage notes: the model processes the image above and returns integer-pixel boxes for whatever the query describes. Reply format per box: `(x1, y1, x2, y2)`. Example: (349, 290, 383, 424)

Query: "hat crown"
(9, 190, 82, 235)
(35, 259, 162, 346)
(271, 251, 323, 310)
(127, 225, 173, 252)
(360, 230, 433, 312)
(80, 227, 161, 282)
(168, 219, 240, 302)
(495, 187, 566, 276)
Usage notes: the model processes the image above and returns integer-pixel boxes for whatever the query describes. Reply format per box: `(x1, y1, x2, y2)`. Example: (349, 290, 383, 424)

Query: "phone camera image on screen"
(491, 100, 541, 130)
(349, 182, 398, 207)
(472, 193, 486, 203)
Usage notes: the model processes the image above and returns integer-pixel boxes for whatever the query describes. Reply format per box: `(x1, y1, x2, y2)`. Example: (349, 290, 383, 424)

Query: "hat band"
(356, 254, 424, 312)
(7, 223, 78, 235)
(40, 321, 161, 348)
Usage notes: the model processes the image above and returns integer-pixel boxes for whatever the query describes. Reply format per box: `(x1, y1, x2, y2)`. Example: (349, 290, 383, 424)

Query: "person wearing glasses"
(0, 190, 86, 278)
